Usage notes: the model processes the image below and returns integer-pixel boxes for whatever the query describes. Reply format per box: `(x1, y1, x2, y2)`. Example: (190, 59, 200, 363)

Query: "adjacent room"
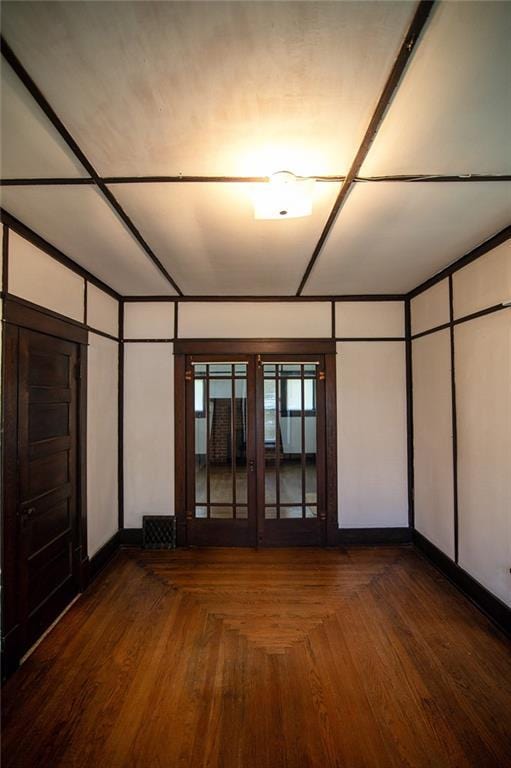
(1, 1, 510, 766)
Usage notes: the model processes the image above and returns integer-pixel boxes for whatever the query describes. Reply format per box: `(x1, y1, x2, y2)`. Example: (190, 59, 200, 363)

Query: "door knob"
(24, 507, 35, 517)
(248, 459, 255, 473)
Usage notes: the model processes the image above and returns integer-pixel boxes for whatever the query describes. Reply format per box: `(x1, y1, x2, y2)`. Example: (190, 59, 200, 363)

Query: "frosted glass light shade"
(252, 172, 315, 220)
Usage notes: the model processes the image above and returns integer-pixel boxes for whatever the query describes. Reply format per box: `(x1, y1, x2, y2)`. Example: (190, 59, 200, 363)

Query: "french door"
(181, 352, 329, 546)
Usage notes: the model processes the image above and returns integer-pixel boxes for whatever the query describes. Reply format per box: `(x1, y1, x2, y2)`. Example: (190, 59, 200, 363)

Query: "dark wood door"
(183, 353, 327, 547)
(17, 328, 80, 652)
(185, 356, 257, 546)
(256, 355, 327, 547)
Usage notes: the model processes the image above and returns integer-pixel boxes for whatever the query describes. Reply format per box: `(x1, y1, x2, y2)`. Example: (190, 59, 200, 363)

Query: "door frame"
(1, 297, 88, 675)
(174, 339, 338, 547)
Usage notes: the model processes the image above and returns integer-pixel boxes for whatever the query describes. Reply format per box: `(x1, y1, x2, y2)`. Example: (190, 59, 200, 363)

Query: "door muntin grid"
(193, 363, 248, 520)
(263, 363, 318, 520)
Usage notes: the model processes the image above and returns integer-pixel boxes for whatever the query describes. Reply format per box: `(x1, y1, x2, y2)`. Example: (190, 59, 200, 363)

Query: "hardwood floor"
(2, 546, 510, 768)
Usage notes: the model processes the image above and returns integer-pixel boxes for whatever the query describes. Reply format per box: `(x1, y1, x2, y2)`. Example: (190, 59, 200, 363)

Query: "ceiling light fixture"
(252, 171, 315, 220)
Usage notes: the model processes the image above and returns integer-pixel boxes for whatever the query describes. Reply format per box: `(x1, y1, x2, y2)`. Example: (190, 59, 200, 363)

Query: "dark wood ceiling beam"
(295, 0, 436, 296)
(0, 36, 183, 296)
(2, 174, 510, 187)
(355, 174, 511, 183)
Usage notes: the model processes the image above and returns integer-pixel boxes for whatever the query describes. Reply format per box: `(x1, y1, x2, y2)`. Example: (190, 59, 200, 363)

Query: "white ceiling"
(304, 181, 511, 295)
(110, 181, 340, 295)
(0, 1, 415, 177)
(1, 1, 510, 297)
(0, 185, 176, 295)
(361, 1, 511, 175)
(0, 60, 86, 179)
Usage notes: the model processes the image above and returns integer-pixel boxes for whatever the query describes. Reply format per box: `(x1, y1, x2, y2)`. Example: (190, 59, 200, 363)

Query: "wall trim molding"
(88, 532, 121, 582)
(123, 295, 406, 303)
(413, 531, 511, 636)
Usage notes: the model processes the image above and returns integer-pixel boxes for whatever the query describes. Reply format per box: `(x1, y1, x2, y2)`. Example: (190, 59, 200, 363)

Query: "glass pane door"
(258, 358, 325, 546)
(263, 364, 317, 519)
(186, 357, 256, 547)
(184, 353, 326, 547)
(193, 363, 249, 520)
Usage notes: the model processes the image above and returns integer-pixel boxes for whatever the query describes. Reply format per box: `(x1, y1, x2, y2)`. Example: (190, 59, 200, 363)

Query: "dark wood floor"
(2, 546, 511, 768)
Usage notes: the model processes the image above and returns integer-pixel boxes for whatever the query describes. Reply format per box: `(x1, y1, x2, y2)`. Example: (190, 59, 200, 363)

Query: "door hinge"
(319, 370, 326, 381)
(185, 369, 193, 382)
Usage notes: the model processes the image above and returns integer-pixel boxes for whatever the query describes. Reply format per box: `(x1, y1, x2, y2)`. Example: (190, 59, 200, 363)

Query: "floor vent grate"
(142, 516, 176, 549)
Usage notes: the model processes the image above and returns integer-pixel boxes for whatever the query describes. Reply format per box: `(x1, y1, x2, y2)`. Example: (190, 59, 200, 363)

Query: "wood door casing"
(17, 329, 81, 652)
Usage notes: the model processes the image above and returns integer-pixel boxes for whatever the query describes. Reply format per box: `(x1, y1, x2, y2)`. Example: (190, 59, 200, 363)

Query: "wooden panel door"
(17, 328, 80, 652)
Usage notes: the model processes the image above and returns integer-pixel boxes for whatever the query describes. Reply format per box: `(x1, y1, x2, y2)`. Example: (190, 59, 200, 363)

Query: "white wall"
(87, 333, 119, 556)
(412, 241, 511, 607)
(337, 341, 408, 528)
(410, 279, 450, 335)
(455, 311, 510, 605)
(179, 301, 330, 338)
(8, 231, 85, 322)
(124, 301, 174, 339)
(87, 283, 119, 338)
(124, 342, 174, 526)
(453, 239, 511, 319)
(412, 330, 455, 558)
(335, 301, 404, 338)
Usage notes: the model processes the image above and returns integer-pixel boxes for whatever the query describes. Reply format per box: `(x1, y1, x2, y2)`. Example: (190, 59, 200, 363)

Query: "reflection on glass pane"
(263, 364, 276, 377)
(209, 466, 233, 503)
(265, 465, 276, 504)
(234, 379, 247, 502)
(195, 506, 207, 518)
(280, 506, 302, 519)
(264, 380, 276, 443)
(305, 506, 317, 518)
(194, 364, 207, 375)
(236, 471, 247, 504)
(306, 413, 317, 503)
(208, 378, 233, 503)
(209, 364, 233, 377)
(280, 364, 301, 375)
(284, 379, 302, 411)
(280, 458, 302, 503)
(210, 506, 233, 519)
(195, 379, 205, 413)
(236, 506, 248, 519)
(265, 507, 277, 519)
(235, 364, 247, 376)
(195, 454, 207, 502)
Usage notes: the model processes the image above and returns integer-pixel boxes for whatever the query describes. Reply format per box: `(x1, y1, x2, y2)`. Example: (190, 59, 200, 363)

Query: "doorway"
(175, 343, 337, 547)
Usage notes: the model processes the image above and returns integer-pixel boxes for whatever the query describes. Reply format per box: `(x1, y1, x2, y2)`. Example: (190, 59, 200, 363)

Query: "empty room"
(1, 1, 510, 766)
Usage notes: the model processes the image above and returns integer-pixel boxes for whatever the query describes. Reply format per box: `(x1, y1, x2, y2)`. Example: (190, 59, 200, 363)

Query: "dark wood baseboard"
(89, 532, 121, 581)
(413, 530, 511, 636)
(121, 526, 412, 548)
(336, 527, 412, 546)
(120, 528, 144, 547)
